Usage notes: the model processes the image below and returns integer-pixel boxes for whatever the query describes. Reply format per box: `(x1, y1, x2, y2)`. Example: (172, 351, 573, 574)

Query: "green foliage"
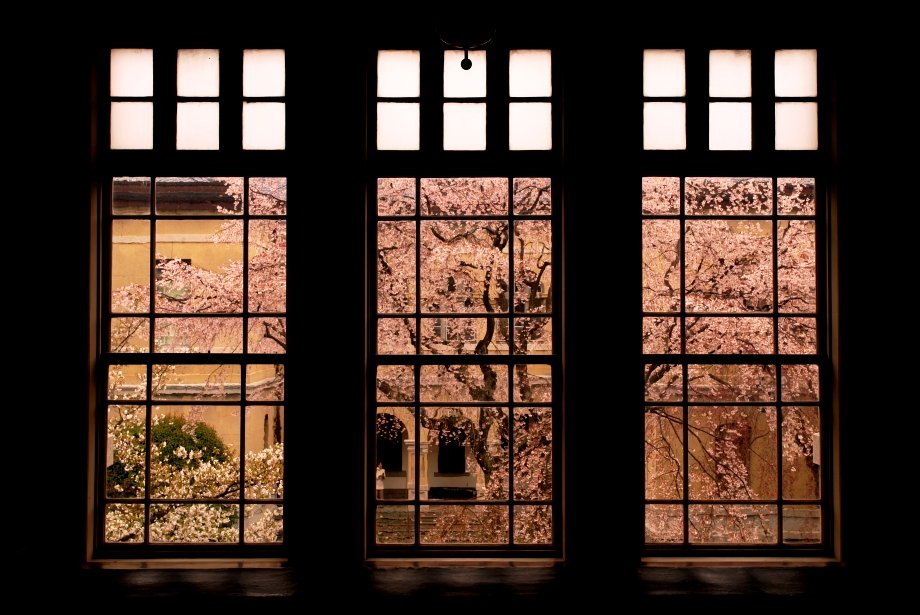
(152, 415, 228, 469)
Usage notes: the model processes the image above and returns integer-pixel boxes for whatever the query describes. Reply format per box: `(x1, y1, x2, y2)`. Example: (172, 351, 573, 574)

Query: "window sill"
(86, 558, 288, 570)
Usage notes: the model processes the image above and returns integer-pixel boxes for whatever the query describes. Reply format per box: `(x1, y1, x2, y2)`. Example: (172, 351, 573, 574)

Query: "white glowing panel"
(644, 50, 685, 97)
(509, 50, 552, 97)
(243, 102, 285, 150)
(444, 103, 486, 150)
(775, 50, 817, 97)
(177, 102, 219, 150)
(509, 102, 552, 150)
(177, 49, 219, 96)
(775, 103, 818, 150)
(243, 49, 286, 97)
(377, 50, 420, 97)
(377, 102, 419, 150)
(644, 102, 685, 150)
(444, 50, 486, 97)
(111, 102, 153, 149)
(111, 49, 153, 97)
(709, 103, 751, 150)
(710, 50, 751, 97)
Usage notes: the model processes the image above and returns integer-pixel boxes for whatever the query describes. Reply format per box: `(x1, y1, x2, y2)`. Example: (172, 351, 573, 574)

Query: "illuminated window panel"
(177, 49, 219, 96)
(644, 102, 685, 150)
(111, 48, 152, 97)
(709, 102, 751, 150)
(644, 49, 685, 97)
(377, 102, 420, 150)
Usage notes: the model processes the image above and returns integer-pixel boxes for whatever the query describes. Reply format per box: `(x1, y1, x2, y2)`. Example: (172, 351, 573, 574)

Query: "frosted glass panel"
(177, 49, 219, 96)
(111, 102, 153, 149)
(709, 102, 751, 150)
(644, 102, 685, 150)
(243, 102, 285, 150)
(509, 50, 552, 97)
(177, 102, 219, 150)
(776, 103, 818, 150)
(644, 50, 685, 97)
(243, 49, 285, 97)
(775, 50, 817, 97)
(377, 102, 419, 150)
(444, 103, 486, 150)
(710, 50, 751, 97)
(377, 50, 420, 97)
(509, 102, 552, 151)
(444, 50, 486, 97)
(111, 49, 153, 97)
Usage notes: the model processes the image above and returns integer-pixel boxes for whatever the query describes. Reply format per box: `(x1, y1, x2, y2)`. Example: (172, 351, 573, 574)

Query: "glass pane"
(509, 50, 552, 97)
(709, 102, 751, 150)
(420, 505, 508, 544)
(779, 317, 817, 354)
(644, 102, 685, 150)
(111, 102, 153, 149)
(783, 406, 820, 500)
(111, 317, 149, 353)
(378, 317, 416, 354)
(643, 317, 680, 354)
(775, 49, 817, 97)
(177, 49, 219, 96)
(421, 177, 508, 216)
(646, 504, 683, 543)
(513, 408, 553, 500)
(248, 317, 286, 354)
(686, 177, 772, 216)
(249, 177, 287, 215)
(421, 220, 508, 313)
(643, 49, 685, 96)
(444, 50, 486, 97)
(377, 102, 419, 150)
(709, 50, 751, 97)
(688, 364, 776, 402)
(642, 177, 680, 215)
(686, 317, 773, 354)
(243, 102, 285, 150)
(156, 177, 243, 215)
(645, 407, 683, 499)
(689, 504, 777, 544)
(377, 178, 416, 216)
(778, 220, 816, 313)
(246, 364, 284, 401)
(150, 364, 242, 401)
(112, 219, 149, 313)
(107, 405, 145, 498)
(514, 364, 551, 403)
(512, 316, 552, 355)
(777, 178, 816, 215)
(150, 504, 239, 543)
(515, 506, 552, 544)
(243, 49, 285, 97)
(514, 220, 552, 313)
(444, 103, 486, 150)
(377, 221, 416, 313)
(249, 219, 286, 312)
(376, 407, 412, 495)
(176, 102, 220, 150)
(376, 365, 415, 402)
(245, 406, 284, 497)
(149, 405, 240, 499)
(781, 364, 819, 401)
(513, 178, 552, 215)
(376, 505, 415, 544)
(111, 49, 152, 96)
(776, 102, 818, 150)
(420, 317, 509, 355)
(645, 364, 682, 401)
(108, 365, 146, 401)
(685, 220, 772, 312)
(783, 505, 821, 544)
(420, 365, 509, 402)
(688, 406, 777, 500)
(105, 504, 144, 543)
(155, 220, 243, 313)
(113, 177, 150, 215)
(244, 504, 283, 543)
(377, 50, 420, 97)
(424, 407, 508, 500)
(509, 103, 552, 150)
(643, 220, 681, 312)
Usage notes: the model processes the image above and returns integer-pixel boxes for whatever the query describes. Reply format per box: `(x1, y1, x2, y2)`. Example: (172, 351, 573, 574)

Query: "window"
(642, 49, 828, 554)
